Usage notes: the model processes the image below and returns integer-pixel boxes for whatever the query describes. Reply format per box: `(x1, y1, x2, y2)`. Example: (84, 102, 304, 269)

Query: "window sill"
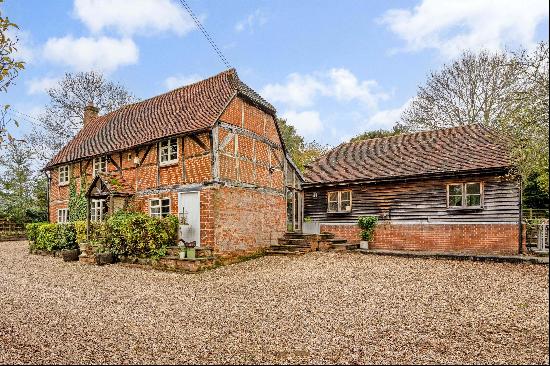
(447, 207, 484, 212)
(327, 210, 353, 215)
(59, 182, 69, 187)
(159, 160, 178, 167)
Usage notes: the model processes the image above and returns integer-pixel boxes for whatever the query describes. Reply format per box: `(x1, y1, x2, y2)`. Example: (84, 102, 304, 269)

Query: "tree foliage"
(276, 118, 329, 172)
(0, 1, 25, 145)
(349, 125, 406, 143)
(0, 142, 47, 223)
(28, 71, 138, 163)
(400, 43, 549, 198)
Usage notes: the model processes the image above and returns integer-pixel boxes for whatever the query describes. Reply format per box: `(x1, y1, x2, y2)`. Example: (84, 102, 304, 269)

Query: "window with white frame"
(58, 165, 70, 186)
(57, 208, 69, 223)
(327, 190, 352, 213)
(447, 182, 483, 208)
(90, 199, 106, 221)
(159, 138, 178, 165)
(150, 198, 171, 218)
(93, 156, 108, 176)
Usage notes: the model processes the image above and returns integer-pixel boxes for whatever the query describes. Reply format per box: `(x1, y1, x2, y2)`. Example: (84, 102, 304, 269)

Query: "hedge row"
(26, 211, 178, 258)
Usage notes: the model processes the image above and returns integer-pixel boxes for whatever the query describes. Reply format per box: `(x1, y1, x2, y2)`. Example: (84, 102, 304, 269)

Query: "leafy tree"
(277, 118, 329, 172)
(349, 125, 406, 143)
(0, 142, 46, 223)
(27, 71, 138, 164)
(0, 1, 25, 145)
(401, 43, 549, 202)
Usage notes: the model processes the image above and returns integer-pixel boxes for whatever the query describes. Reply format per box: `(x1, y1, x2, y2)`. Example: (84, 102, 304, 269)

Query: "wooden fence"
(0, 219, 26, 240)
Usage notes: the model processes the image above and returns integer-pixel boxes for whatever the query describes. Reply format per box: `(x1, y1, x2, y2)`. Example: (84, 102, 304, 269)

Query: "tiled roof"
(97, 172, 134, 195)
(46, 69, 275, 168)
(304, 124, 512, 185)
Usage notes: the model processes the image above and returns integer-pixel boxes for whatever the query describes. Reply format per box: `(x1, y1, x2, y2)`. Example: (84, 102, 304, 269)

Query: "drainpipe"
(518, 178, 523, 254)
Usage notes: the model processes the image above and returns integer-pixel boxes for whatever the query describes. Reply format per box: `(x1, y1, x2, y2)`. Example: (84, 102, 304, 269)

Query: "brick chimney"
(83, 101, 99, 126)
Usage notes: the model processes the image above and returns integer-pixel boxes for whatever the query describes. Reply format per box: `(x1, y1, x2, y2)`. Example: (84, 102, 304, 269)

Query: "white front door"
(178, 191, 201, 247)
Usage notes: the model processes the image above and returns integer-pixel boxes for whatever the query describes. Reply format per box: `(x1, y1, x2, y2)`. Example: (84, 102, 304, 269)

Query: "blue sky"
(3, 0, 549, 146)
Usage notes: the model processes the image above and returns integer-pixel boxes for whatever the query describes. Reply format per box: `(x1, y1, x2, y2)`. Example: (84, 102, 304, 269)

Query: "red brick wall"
(320, 223, 519, 254)
(212, 185, 286, 254)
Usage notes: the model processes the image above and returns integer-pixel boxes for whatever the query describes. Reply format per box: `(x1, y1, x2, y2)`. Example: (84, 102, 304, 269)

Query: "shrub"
(26, 222, 47, 242)
(105, 211, 178, 258)
(30, 223, 78, 252)
(358, 216, 378, 242)
(74, 221, 87, 244)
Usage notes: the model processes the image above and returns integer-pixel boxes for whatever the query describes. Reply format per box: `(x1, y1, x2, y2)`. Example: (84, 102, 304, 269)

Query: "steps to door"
(266, 232, 356, 256)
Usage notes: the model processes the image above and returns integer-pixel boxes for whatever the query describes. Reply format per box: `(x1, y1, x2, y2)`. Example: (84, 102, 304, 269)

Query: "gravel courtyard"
(0, 241, 548, 365)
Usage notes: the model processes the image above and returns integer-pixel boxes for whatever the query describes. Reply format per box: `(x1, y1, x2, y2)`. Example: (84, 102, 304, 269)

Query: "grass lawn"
(0, 240, 548, 364)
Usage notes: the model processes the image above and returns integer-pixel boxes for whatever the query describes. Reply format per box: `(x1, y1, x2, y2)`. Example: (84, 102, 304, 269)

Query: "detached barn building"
(302, 125, 522, 254)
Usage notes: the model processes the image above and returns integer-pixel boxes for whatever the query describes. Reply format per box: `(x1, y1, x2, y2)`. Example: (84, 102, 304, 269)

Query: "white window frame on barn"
(447, 182, 483, 209)
(57, 208, 69, 223)
(90, 199, 106, 221)
(327, 190, 353, 213)
(150, 198, 171, 218)
(58, 165, 70, 186)
(159, 138, 178, 166)
(93, 156, 108, 176)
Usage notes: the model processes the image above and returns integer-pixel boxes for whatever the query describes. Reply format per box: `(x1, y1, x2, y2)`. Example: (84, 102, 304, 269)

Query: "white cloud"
(380, 0, 549, 58)
(281, 110, 324, 138)
(43, 36, 139, 73)
(6, 29, 34, 64)
(73, 0, 195, 36)
(261, 68, 388, 110)
(235, 9, 268, 33)
(26, 77, 60, 95)
(363, 98, 413, 130)
(163, 74, 203, 90)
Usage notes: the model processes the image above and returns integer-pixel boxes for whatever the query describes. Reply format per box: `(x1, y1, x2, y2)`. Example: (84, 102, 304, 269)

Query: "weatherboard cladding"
(303, 124, 512, 184)
(46, 69, 275, 169)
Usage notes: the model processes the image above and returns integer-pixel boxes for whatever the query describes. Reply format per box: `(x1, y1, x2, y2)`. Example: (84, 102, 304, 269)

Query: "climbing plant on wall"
(68, 174, 87, 222)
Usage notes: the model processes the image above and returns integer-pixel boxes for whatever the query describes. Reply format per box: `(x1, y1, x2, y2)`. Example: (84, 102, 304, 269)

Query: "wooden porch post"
(86, 196, 91, 242)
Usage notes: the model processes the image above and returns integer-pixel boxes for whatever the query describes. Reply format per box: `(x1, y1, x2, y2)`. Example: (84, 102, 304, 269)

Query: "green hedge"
(357, 216, 378, 242)
(27, 222, 78, 252)
(106, 211, 178, 257)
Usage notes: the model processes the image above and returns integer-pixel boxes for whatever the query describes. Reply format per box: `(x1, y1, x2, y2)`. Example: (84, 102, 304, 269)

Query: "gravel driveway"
(1, 240, 548, 365)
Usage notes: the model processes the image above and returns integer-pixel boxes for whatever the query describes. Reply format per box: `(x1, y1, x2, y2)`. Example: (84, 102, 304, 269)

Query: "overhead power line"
(178, 0, 232, 69)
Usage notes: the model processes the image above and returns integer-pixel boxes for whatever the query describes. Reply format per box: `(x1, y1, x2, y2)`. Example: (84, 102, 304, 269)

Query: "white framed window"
(447, 182, 483, 208)
(127, 152, 132, 161)
(327, 190, 353, 213)
(90, 199, 106, 221)
(93, 156, 108, 176)
(159, 138, 178, 165)
(58, 165, 70, 186)
(150, 198, 171, 218)
(57, 208, 69, 223)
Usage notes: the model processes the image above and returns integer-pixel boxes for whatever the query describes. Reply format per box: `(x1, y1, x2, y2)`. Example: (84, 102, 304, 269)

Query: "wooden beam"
(211, 124, 219, 181)
(219, 131, 235, 151)
(108, 155, 122, 172)
(190, 135, 208, 152)
(181, 137, 186, 182)
(218, 121, 281, 149)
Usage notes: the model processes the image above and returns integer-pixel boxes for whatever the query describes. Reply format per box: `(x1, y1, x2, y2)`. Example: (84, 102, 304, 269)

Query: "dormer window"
(58, 165, 70, 186)
(159, 138, 178, 165)
(93, 156, 108, 176)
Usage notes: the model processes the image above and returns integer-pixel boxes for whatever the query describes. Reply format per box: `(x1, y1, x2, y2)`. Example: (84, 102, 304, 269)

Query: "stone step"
(278, 238, 309, 245)
(283, 232, 317, 239)
(320, 232, 335, 240)
(327, 238, 348, 244)
(331, 243, 359, 251)
(269, 244, 311, 252)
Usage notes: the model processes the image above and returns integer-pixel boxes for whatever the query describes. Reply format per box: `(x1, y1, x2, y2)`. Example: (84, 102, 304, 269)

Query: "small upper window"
(93, 156, 108, 176)
(127, 153, 132, 161)
(58, 165, 70, 186)
(327, 190, 352, 213)
(159, 138, 178, 165)
(150, 198, 171, 218)
(57, 208, 69, 223)
(447, 182, 483, 208)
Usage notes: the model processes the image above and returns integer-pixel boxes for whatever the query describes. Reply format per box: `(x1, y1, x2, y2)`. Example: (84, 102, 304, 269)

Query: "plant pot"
(179, 251, 186, 260)
(186, 247, 196, 260)
(61, 249, 80, 262)
(95, 252, 114, 265)
(359, 241, 369, 250)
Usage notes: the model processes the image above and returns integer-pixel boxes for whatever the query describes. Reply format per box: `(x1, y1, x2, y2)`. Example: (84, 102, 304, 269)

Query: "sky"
(2, 0, 549, 146)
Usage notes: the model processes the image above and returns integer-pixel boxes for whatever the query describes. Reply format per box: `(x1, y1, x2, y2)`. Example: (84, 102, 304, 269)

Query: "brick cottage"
(45, 69, 521, 256)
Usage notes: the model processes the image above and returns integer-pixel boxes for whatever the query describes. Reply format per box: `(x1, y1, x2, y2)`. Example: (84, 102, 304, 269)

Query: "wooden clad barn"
(302, 125, 522, 254)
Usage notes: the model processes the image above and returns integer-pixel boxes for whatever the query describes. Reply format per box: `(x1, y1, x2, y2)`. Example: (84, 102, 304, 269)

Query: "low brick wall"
(320, 222, 520, 254)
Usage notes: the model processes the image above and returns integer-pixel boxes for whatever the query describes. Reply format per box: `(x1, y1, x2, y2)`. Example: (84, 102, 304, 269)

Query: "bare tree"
(28, 71, 138, 164)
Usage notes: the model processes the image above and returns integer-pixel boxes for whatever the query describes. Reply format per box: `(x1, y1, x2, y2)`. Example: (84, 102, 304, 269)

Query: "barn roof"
(303, 124, 512, 185)
(46, 69, 275, 169)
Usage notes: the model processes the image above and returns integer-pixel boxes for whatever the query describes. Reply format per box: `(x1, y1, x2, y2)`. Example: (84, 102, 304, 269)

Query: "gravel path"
(1, 241, 548, 365)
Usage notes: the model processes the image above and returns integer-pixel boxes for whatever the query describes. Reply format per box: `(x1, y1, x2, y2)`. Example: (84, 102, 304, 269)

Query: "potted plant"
(94, 244, 114, 265)
(178, 239, 186, 259)
(358, 216, 378, 250)
(185, 241, 196, 260)
(61, 248, 80, 262)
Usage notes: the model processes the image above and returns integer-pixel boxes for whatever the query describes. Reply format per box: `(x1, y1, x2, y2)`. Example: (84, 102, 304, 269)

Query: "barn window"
(57, 208, 69, 223)
(150, 198, 171, 218)
(159, 138, 178, 165)
(327, 190, 352, 213)
(58, 165, 70, 186)
(90, 199, 106, 221)
(447, 182, 483, 208)
(93, 156, 108, 176)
